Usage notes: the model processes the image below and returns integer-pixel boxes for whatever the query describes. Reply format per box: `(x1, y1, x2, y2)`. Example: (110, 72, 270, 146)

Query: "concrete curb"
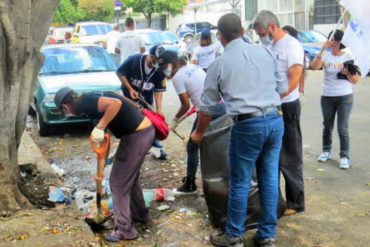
(18, 131, 57, 178)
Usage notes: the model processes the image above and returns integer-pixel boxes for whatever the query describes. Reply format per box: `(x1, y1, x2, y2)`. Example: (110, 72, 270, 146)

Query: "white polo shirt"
(172, 64, 206, 110)
(115, 30, 145, 63)
(271, 34, 304, 103)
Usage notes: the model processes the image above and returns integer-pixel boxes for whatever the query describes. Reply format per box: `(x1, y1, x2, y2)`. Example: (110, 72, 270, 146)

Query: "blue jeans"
(187, 117, 199, 177)
(226, 111, 284, 239)
(321, 94, 353, 158)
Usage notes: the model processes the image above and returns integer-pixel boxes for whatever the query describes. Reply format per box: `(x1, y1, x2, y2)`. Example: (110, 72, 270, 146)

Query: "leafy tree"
(124, 0, 186, 28)
(79, 0, 115, 22)
(54, 0, 84, 25)
(155, 0, 187, 17)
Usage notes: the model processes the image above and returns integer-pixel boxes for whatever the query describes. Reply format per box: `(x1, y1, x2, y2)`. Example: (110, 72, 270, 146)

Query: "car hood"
(79, 35, 106, 44)
(39, 71, 121, 93)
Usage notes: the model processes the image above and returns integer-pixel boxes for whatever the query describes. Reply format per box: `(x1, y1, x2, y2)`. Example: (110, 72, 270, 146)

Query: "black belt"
(234, 106, 281, 122)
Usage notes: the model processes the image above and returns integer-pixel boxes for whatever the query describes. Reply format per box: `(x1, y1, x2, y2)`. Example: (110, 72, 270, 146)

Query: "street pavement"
(20, 70, 370, 246)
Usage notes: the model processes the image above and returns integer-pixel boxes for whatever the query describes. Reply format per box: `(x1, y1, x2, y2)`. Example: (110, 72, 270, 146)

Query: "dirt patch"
(18, 171, 57, 209)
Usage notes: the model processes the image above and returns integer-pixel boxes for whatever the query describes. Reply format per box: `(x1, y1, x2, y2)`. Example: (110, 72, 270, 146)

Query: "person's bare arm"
(175, 93, 191, 119)
(191, 110, 212, 145)
(311, 41, 331, 70)
(154, 91, 164, 115)
(299, 68, 305, 94)
(191, 60, 199, 65)
(96, 97, 122, 129)
(280, 64, 303, 98)
(341, 67, 360, 84)
(118, 75, 138, 99)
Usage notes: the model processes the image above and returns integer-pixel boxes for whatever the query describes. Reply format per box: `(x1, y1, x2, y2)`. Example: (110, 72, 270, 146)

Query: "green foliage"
(154, 0, 187, 16)
(79, 0, 115, 22)
(124, 0, 186, 25)
(54, 0, 84, 24)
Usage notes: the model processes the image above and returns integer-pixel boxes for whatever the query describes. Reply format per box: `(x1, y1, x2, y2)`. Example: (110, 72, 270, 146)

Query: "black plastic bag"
(200, 115, 286, 229)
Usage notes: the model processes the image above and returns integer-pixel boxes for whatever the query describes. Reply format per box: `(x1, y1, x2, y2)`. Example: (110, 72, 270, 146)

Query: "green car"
(32, 44, 122, 136)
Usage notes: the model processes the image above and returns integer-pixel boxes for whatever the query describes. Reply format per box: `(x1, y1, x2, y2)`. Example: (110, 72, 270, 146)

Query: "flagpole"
(328, 9, 347, 40)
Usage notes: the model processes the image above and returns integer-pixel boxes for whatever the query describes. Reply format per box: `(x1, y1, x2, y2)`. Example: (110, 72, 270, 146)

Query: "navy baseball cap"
(201, 29, 211, 40)
(157, 50, 178, 69)
(150, 45, 166, 58)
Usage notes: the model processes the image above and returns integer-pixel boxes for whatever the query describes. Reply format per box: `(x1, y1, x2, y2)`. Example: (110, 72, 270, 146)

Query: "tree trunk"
(0, 0, 60, 216)
(147, 12, 152, 28)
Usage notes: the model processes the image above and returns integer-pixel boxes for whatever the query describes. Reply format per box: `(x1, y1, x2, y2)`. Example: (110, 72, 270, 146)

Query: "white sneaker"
(340, 157, 350, 169)
(318, 152, 331, 162)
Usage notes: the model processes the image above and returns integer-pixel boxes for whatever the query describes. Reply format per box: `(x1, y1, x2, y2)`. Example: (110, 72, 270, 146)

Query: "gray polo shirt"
(200, 38, 288, 116)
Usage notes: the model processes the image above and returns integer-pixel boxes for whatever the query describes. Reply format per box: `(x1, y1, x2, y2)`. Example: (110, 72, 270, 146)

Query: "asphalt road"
(30, 70, 370, 246)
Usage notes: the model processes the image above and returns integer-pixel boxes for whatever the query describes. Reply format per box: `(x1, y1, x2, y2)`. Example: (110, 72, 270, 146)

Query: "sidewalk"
(0, 131, 98, 247)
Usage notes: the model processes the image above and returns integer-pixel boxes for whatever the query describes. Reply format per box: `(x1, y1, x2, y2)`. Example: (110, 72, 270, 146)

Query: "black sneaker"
(210, 232, 243, 247)
(254, 236, 276, 247)
(176, 176, 197, 194)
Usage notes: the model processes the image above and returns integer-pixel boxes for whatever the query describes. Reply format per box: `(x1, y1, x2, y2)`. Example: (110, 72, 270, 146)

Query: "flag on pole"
(340, 0, 370, 77)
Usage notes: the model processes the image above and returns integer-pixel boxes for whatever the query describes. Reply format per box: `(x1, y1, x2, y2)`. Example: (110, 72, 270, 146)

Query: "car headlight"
(42, 93, 55, 103)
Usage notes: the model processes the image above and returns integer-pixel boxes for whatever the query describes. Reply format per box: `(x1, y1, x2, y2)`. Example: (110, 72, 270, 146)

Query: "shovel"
(85, 133, 111, 226)
(172, 106, 196, 141)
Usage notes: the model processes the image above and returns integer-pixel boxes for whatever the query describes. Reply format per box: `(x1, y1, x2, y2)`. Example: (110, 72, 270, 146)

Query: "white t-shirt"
(322, 51, 354, 96)
(172, 64, 206, 110)
(106, 30, 120, 54)
(115, 30, 145, 63)
(271, 34, 304, 103)
(193, 41, 222, 69)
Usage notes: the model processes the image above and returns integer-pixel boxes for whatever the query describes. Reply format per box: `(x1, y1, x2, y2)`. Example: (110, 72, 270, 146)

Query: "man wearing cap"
(165, 55, 226, 194)
(117, 45, 178, 159)
(54, 87, 154, 242)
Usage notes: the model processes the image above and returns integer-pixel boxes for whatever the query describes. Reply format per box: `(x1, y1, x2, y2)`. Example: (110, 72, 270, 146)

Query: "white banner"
(340, 0, 370, 77)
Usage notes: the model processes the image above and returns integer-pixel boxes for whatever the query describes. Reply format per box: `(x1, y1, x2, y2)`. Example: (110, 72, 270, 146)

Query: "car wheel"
(184, 34, 194, 44)
(36, 108, 50, 136)
(304, 52, 311, 69)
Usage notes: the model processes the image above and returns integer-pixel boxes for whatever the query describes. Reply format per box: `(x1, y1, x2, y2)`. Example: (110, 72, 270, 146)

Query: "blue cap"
(201, 29, 211, 40)
(150, 45, 166, 58)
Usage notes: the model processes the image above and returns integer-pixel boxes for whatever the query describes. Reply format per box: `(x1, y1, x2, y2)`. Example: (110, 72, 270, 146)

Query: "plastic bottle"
(73, 191, 85, 211)
(50, 163, 65, 177)
(142, 188, 178, 207)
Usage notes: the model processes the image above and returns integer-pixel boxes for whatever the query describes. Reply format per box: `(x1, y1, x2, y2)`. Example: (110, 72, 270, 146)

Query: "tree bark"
(147, 12, 152, 28)
(0, 0, 60, 215)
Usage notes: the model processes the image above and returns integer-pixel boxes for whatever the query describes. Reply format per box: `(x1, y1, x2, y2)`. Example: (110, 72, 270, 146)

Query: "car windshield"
(164, 32, 179, 43)
(81, 24, 109, 36)
(40, 46, 117, 75)
(140, 32, 168, 45)
(298, 31, 327, 43)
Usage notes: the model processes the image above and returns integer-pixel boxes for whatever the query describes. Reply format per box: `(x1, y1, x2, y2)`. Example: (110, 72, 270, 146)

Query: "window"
(314, 0, 341, 24)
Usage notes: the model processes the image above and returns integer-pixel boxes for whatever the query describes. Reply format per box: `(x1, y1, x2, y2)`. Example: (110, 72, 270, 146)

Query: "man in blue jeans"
(191, 13, 287, 247)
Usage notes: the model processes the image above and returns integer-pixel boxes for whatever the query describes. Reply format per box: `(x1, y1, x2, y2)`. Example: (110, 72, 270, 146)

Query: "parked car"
(47, 27, 74, 44)
(71, 22, 112, 46)
(298, 30, 327, 69)
(176, 22, 217, 44)
(162, 31, 187, 55)
(137, 29, 180, 54)
(32, 44, 121, 136)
